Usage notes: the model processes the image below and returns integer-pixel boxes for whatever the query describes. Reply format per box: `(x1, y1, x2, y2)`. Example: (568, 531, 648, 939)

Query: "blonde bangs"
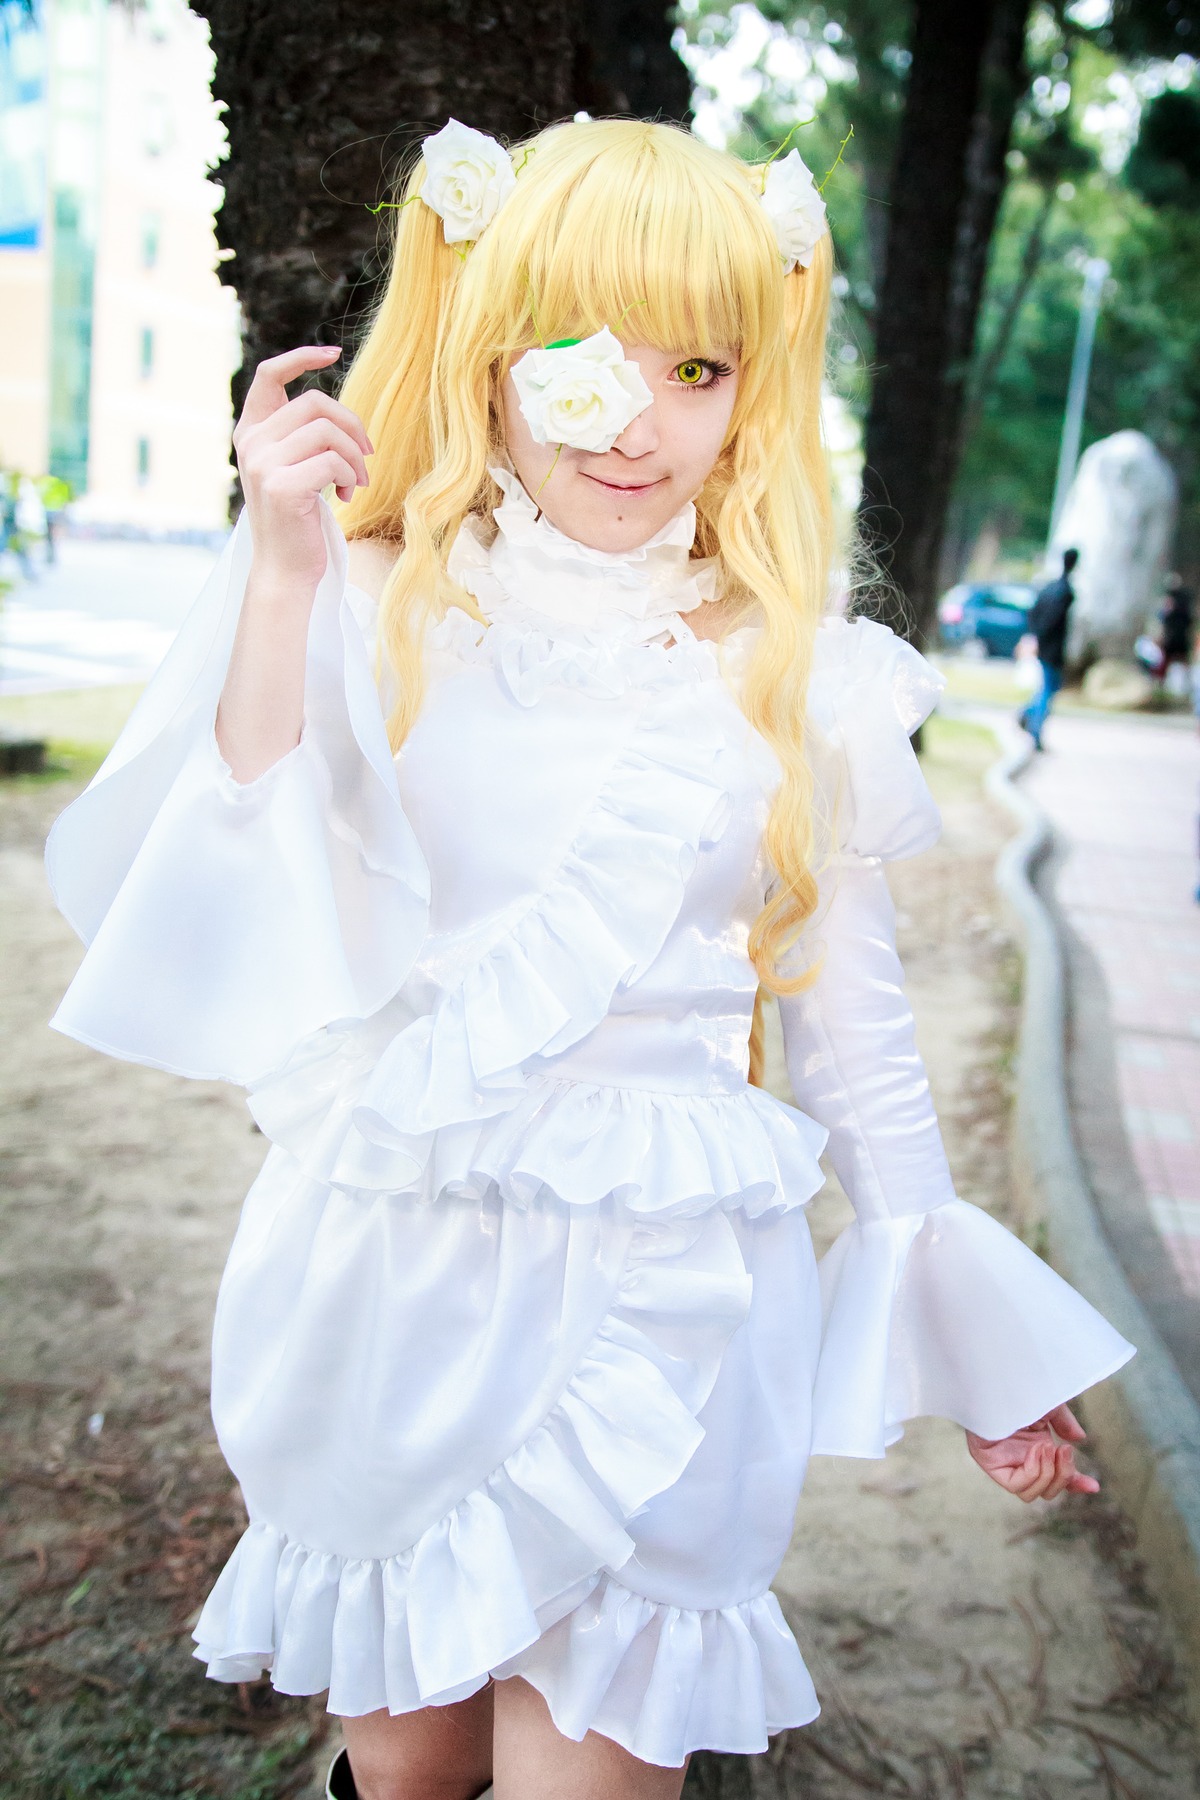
(461, 122, 784, 367)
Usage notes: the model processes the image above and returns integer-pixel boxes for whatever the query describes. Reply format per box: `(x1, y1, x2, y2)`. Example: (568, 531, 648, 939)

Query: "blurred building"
(0, 0, 239, 535)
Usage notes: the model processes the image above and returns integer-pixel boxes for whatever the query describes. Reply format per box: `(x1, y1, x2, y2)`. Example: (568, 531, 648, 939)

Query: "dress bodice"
(385, 469, 777, 1098)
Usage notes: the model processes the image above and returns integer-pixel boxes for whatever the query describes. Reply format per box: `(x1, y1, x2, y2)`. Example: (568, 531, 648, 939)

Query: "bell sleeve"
(44, 502, 430, 1087)
(779, 618, 1134, 1459)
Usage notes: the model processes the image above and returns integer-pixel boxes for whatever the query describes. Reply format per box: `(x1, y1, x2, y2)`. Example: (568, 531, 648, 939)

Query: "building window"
(136, 437, 151, 485)
(141, 216, 160, 269)
(139, 326, 154, 378)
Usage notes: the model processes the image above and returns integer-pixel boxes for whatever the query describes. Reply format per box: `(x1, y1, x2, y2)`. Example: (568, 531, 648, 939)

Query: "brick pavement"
(1021, 712, 1200, 1310)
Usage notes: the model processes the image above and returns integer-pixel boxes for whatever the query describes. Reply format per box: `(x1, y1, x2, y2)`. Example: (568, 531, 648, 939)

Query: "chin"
(571, 494, 679, 554)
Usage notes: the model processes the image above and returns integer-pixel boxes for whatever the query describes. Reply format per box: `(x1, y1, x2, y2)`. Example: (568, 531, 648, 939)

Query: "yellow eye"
(675, 359, 707, 386)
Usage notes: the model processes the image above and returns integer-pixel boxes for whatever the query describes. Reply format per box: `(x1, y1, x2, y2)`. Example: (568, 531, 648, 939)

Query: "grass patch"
(5, 740, 109, 788)
(0, 686, 143, 755)
(931, 653, 1033, 709)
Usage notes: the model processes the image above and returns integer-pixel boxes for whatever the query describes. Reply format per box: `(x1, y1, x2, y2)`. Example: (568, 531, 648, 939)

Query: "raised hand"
(233, 346, 373, 593)
(965, 1403, 1100, 1503)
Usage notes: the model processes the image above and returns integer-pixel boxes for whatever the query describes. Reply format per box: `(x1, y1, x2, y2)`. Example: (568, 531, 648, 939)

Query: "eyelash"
(674, 358, 735, 391)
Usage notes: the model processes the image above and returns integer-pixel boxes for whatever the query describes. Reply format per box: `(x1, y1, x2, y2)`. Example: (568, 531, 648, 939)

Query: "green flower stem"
(818, 127, 855, 195)
(534, 443, 563, 497)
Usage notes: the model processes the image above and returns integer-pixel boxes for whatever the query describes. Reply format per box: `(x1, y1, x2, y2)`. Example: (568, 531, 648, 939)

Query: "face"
(501, 341, 740, 554)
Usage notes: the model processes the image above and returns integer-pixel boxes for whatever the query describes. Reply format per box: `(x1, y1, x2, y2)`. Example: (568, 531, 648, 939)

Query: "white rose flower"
(760, 149, 828, 272)
(421, 118, 516, 245)
(510, 327, 654, 453)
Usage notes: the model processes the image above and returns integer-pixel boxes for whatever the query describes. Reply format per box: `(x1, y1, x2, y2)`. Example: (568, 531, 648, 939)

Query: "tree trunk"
(856, 0, 1031, 645)
(189, 0, 687, 427)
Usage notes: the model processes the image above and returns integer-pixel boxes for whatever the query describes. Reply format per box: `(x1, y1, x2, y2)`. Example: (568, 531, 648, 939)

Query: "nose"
(611, 397, 660, 458)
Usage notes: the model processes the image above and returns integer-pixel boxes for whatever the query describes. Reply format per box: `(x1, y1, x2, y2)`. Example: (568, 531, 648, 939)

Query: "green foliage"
(1127, 85, 1200, 202)
(675, 0, 912, 399)
(950, 13, 1200, 573)
(677, 1, 1200, 574)
(1099, 0, 1200, 59)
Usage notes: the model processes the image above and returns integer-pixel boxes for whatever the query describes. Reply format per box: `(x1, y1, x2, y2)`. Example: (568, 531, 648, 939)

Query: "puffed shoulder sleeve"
(777, 617, 1133, 1458)
(804, 613, 945, 863)
(44, 503, 430, 1086)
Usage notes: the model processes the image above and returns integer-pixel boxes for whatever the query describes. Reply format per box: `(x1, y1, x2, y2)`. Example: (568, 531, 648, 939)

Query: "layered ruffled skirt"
(192, 1125, 828, 1767)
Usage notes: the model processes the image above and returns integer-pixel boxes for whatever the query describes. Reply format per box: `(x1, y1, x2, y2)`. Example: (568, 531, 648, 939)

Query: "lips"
(582, 472, 665, 493)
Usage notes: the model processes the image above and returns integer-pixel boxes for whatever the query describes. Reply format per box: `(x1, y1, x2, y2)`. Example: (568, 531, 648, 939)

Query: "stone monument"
(1047, 429, 1177, 666)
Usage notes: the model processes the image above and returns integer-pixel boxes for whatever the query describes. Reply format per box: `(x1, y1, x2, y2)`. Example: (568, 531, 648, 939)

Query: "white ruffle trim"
(428, 601, 723, 707)
(356, 683, 729, 1137)
(495, 1574, 819, 1766)
(250, 1067, 828, 1221)
(811, 1197, 1136, 1459)
(195, 1213, 757, 1743)
(244, 668, 780, 1212)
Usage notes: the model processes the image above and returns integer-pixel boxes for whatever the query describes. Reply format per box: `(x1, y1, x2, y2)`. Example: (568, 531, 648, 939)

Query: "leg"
(340, 1682, 495, 1800)
(1025, 660, 1056, 748)
(492, 1673, 688, 1800)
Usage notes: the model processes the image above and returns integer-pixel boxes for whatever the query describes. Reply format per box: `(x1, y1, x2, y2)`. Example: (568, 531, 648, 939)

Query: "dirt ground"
(1, 706, 1197, 1799)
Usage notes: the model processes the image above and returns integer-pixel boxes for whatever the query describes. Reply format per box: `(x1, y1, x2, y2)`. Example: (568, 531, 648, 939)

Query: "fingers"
(1045, 1403, 1087, 1443)
(247, 389, 374, 460)
(245, 417, 370, 491)
(261, 451, 361, 509)
(235, 345, 343, 437)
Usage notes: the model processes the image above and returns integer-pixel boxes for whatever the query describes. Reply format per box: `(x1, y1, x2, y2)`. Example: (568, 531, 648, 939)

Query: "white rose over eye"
(510, 327, 654, 454)
(760, 149, 828, 272)
(421, 118, 517, 245)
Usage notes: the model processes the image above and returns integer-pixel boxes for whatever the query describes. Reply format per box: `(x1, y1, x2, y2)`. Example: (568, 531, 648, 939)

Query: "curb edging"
(984, 715, 1200, 1693)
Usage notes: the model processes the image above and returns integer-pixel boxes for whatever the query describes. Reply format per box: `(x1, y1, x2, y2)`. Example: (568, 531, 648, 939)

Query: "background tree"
(680, 0, 1200, 611)
(188, 0, 689, 420)
(680, 0, 1037, 643)
(855, 0, 1032, 642)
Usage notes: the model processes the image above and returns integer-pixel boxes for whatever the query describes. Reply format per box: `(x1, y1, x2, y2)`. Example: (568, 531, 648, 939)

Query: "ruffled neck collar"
(447, 465, 717, 645)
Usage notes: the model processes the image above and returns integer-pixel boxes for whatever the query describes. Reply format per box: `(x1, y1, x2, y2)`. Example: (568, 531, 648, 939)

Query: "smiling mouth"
(582, 473, 666, 495)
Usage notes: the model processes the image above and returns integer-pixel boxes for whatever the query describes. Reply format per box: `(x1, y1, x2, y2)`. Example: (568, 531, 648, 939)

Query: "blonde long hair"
(337, 119, 834, 1001)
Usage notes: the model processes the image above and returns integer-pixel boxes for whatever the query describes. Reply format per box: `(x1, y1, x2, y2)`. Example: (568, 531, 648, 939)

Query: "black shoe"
(326, 1748, 358, 1800)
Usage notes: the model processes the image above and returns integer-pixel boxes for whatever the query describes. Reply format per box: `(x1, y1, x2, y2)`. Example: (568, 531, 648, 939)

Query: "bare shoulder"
(345, 535, 401, 603)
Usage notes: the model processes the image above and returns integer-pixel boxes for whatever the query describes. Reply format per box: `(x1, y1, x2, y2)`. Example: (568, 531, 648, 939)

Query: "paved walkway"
(1021, 709, 1200, 1393)
(0, 537, 220, 695)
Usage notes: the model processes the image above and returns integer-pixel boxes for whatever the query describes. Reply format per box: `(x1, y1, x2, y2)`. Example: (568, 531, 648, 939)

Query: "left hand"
(965, 1403, 1099, 1502)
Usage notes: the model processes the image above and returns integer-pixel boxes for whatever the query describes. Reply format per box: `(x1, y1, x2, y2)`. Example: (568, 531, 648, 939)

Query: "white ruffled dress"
(45, 475, 1134, 1768)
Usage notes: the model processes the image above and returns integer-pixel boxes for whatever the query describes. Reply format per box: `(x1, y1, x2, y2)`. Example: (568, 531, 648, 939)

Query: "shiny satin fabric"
(42, 477, 1134, 1765)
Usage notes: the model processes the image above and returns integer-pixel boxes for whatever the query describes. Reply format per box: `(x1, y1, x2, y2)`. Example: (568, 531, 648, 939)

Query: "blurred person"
(1157, 573, 1194, 688)
(1020, 547, 1078, 751)
(1, 471, 36, 582)
(37, 475, 71, 567)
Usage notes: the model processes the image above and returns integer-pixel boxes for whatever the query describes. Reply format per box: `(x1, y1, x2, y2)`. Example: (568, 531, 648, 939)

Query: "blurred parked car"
(938, 581, 1037, 657)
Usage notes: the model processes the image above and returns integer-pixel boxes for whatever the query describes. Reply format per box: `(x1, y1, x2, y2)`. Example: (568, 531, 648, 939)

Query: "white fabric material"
(45, 476, 1134, 1766)
(780, 859, 1134, 1459)
(44, 507, 429, 1084)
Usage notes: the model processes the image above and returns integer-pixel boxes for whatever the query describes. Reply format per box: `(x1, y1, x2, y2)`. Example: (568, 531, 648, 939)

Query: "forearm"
(215, 569, 316, 784)
(779, 857, 956, 1222)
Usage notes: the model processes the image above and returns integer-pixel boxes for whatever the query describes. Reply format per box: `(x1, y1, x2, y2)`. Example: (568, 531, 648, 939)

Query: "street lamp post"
(1047, 256, 1109, 549)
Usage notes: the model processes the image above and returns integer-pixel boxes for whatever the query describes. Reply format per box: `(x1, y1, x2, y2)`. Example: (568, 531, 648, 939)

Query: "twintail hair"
(337, 119, 835, 1007)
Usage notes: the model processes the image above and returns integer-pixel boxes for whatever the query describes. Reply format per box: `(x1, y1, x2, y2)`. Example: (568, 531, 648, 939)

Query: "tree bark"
(856, 0, 1031, 645)
(189, 0, 687, 426)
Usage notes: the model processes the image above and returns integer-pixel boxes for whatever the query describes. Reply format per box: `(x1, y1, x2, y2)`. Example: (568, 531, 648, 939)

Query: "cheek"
(500, 375, 549, 484)
(666, 387, 738, 483)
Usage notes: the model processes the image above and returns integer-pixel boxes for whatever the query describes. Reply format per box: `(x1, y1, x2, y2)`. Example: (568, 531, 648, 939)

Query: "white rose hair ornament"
(369, 118, 518, 246)
(368, 117, 845, 473)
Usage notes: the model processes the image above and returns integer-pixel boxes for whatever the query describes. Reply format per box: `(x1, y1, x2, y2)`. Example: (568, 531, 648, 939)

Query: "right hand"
(233, 345, 373, 593)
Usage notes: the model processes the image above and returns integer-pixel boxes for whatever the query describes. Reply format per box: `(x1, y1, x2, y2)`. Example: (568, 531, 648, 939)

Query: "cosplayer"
(45, 119, 1133, 1800)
